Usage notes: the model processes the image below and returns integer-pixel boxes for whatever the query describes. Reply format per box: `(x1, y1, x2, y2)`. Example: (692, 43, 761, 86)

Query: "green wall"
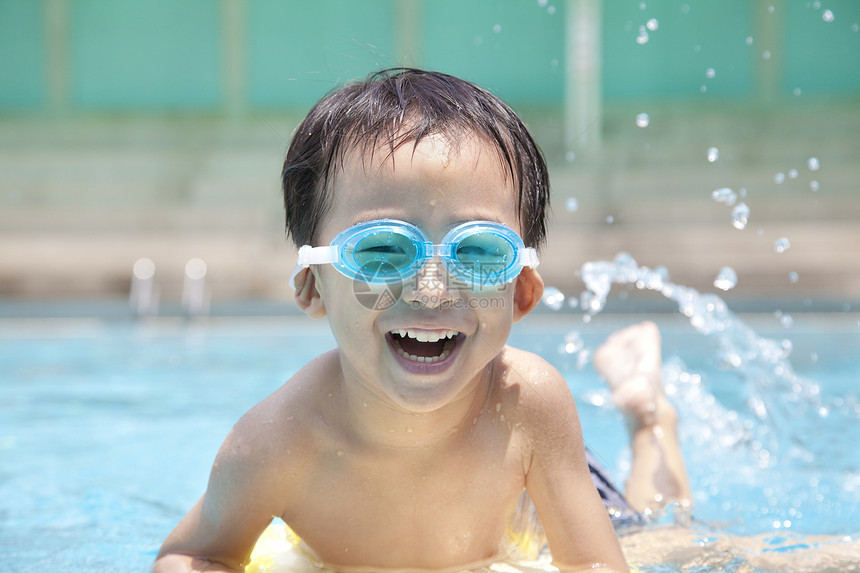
(247, 0, 397, 107)
(0, 0, 46, 109)
(70, 0, 222, 109)
(421, 0, 565, 104)
(0, 0, 858, 114)
(602, 1, 757, 100)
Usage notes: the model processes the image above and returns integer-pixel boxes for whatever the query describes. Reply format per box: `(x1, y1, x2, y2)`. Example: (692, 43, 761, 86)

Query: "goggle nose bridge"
(417, 241, 453, 260)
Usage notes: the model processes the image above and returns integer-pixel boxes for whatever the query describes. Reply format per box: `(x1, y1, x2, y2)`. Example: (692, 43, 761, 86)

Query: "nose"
(402, 259, 457, 309)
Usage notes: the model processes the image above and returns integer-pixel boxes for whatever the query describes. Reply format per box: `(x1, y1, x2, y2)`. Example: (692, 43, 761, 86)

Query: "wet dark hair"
(282, 68, 550, 249)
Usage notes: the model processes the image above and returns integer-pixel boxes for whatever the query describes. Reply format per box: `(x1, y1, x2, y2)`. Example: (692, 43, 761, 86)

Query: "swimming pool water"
(1, 312, 858, 572)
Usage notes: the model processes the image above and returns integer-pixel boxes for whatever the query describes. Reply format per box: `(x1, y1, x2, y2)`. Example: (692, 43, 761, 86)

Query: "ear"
(512, 267, 544, 323)
(293, 267, 327, 319)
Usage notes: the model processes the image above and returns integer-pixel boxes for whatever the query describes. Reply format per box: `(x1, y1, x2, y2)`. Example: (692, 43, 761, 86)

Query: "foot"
(593, 321, 669, 428)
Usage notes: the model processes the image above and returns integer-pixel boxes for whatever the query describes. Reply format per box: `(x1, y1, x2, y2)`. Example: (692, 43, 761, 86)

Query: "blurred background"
(1, 0, 858, 316)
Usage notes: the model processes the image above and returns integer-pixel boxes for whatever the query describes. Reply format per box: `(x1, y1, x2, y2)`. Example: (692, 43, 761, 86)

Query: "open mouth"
(387, 329, 462, 364)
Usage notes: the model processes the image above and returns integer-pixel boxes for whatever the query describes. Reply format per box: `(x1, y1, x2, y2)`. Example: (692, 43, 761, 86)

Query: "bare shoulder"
(494, 346, 584, 446)
(496, 345, 575, 409)
(214, 350, 341, 491)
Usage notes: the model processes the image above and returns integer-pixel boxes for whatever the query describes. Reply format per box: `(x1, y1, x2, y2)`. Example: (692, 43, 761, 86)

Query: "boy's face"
(305, 133, 543, 413)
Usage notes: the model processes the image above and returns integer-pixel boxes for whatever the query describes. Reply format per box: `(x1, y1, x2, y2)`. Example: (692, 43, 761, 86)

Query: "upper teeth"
(391, 329, 459, 343)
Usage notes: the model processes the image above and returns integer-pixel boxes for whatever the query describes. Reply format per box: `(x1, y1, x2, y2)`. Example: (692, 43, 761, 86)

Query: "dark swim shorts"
(585, 448, 646, 530)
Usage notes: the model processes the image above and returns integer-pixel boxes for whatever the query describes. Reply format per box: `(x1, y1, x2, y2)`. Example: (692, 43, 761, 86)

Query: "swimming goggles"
(289, 219, 538, 289)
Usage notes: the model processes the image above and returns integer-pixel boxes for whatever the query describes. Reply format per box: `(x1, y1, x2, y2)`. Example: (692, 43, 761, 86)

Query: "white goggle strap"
(289, 245, 338, 289)
(520, 247, 540, 270)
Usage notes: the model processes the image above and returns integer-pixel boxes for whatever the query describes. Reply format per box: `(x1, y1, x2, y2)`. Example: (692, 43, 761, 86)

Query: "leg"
(593, 321, 692, 513)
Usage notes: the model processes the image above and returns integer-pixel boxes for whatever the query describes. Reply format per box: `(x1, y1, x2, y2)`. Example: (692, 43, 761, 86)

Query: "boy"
(154, 68, 630, 572)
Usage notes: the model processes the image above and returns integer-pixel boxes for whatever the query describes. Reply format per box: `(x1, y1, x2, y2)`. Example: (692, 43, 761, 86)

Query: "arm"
(518, 358, 630, 573)
(154, 412, 288, 573)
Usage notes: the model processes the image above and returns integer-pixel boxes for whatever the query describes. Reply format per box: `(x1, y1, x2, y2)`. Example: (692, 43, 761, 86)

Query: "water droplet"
(559, 331, 584, 355)
(606, 215, 615, 224)
(774, 172, 785, 184)
(793, 88, 802, 96)
(646, 18, 659, 31)
(731, 202, 750, 229)
(547, 5, 556, 15)
(780, 313, 794, 328)
(809, 180, 819, 192)
(762, 50, 772, 60)
(822, 9, 834, 22)
(807, 157, 820, 171)
(636, 29, 650, 44)
(565, 197, 579, 212)
(635, 112, 650, 127)
(746, 36, 754, 46)
(706, 147, 719, 162)
(493, 24, 502, 33)
(788, 169, 798, 179)
(336, 450, 345, 457)
(711, 187, 737, 205)
(541, 286, 565, 311)
(639, 2, 646, 10)
(852, 23, 859, 33)
(714, 267, 738, 291)
(705, 67, 716, 78)
(788, 271, 799, 283)
(565, 150, 576, 162)
(537, 0, 547, 6)
(774, 237, 791, 253)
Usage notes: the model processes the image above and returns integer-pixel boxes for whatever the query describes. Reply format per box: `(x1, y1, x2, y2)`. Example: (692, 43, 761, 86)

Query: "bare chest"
(282, 435, 526, 569)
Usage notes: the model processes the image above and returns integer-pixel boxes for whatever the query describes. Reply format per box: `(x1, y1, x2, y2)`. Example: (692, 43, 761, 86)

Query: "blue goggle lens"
(452, 233, 514, 275)
(352, 232, 419, 277)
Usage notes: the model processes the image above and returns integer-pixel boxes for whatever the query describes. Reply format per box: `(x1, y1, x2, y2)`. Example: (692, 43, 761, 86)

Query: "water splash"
(711, 187, 737, 206)
(714, 267, 738, 291)
(577, 252, 824, 459)
(706, 147, 719, 163)
(774, 237, 791, 254)
(635, 113, 650, 128)
(541, 286, 565, 311)
(731, 202, 750, 230)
